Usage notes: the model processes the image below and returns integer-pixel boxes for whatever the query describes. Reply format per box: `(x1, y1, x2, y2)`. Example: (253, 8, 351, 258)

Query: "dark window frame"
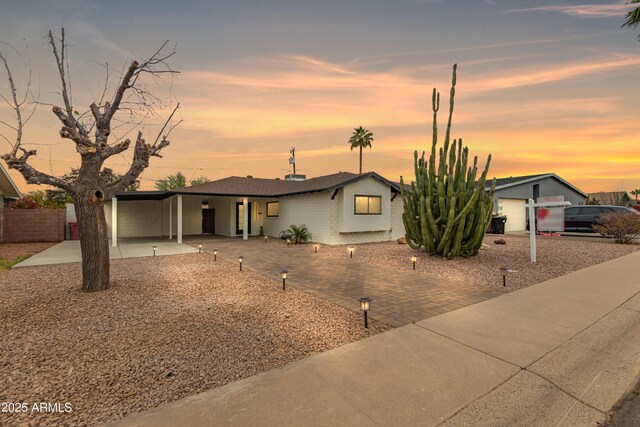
(354, 194, 382, 215)
(266, 201, 280, 218)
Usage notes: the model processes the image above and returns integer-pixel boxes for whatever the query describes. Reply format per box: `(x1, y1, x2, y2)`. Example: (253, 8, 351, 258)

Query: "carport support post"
(177, 194, 183, 244)
(528, 198, 536, 263)
(243, 197, 249, 240)
(111, 197, 118, 247)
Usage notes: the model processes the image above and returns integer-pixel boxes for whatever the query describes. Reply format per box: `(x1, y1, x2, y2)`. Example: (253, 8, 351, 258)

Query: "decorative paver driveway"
(187, 237, 505, 327)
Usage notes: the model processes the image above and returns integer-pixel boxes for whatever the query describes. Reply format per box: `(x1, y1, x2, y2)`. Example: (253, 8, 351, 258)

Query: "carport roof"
(115, 191, 171, 201)
(115, 171, 401, 200)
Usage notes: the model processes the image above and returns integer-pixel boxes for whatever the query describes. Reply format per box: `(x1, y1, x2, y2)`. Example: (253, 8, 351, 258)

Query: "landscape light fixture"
(314, 243, 319, 253)
(280, 269, 288, 291)
(213, 249, 218, 261)
(286, 239, 291, 247)
(198, 244, 202, 253)
(499, 267, 517, 287)
(264, 236, 268, 243)
(153, 245, 157, 257)
(411, 255, 417, 270)
(358, 297, 372, 329)
(239, 256, 244, 271)
(348, 246, 355, 258)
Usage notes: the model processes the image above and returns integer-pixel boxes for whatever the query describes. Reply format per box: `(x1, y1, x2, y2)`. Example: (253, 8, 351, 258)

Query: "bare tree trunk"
(359, 146, 363, 174)
(74, 196, 110, 292)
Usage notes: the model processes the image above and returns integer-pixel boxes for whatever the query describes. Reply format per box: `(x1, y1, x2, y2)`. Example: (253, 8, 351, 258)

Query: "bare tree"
(1, 29, 181, 292)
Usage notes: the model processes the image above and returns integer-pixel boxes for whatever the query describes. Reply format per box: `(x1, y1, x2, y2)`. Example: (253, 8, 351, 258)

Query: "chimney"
(246, 175, 253, 178)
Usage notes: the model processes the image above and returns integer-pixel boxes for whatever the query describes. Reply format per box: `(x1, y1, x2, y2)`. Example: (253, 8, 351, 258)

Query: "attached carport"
(109, 191, 254, 247)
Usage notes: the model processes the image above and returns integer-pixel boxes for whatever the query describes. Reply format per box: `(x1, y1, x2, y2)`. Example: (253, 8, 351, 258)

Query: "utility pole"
(289, 147, 296, 174)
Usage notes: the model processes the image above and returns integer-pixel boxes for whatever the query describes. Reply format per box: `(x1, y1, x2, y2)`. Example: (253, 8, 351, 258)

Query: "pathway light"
(500, 267, 517, 287)
(358, 297, 372, 329)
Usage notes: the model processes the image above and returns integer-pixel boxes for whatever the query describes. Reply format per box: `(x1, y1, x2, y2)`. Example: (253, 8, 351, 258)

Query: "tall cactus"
(400, 64, 495, 259)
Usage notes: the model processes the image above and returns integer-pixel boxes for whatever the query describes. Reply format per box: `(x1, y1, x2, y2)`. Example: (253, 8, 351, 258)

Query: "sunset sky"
(1, 0, 639, 193)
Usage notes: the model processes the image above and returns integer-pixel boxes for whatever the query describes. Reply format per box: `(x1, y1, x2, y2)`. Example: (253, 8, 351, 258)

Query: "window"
(266, 201, 279, 217)
(565, 207, 579, 215)
(354, 195, 382, 215)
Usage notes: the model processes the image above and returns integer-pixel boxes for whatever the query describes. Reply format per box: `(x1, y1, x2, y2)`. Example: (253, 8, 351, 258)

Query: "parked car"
(564, 205, 640, 232)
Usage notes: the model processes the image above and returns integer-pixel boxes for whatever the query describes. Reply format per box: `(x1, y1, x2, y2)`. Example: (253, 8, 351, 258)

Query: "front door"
(202, 208, 215, 234)
(235, 202, 252, 235)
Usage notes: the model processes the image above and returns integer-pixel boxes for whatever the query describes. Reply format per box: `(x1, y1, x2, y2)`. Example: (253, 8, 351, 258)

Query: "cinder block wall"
(1, 209, 66, 243)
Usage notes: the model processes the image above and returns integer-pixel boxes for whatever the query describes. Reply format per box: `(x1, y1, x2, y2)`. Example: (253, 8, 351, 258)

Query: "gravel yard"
(287, 235, 639, 290)
(0, 242, 56, 260)
(0, 254, 388, 427)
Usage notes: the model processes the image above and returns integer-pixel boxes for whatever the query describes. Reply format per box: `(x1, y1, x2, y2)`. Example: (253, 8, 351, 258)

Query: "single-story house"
(586, 191, 633, 207)
(105, 171, 406, 246)
(487, 173, 587, 232)
(0, 163, 22, 242)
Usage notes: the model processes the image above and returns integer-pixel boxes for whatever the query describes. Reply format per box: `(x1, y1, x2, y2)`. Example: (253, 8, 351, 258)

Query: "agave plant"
(286, 224, 312, 244)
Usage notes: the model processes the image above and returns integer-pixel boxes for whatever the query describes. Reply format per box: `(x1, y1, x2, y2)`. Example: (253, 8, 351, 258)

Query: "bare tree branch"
(0, 51, 23, 155)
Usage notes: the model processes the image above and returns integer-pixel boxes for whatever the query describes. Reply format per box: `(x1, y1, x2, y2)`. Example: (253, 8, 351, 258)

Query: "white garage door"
(499, 198, 527, 232)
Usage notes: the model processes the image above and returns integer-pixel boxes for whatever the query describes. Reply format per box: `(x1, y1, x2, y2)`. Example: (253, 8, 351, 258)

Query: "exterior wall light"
(500, 267, 517, 287)
(153, 245, 157, 257)
(358, 297, 372, 328)
(198, 244, 202, 253)
(280, 269, 288, 290)
(348, 246, 355, 258)
(411, 255, 417, 270)
(239, 256, 244, 271)
(213, 249, 218, 261)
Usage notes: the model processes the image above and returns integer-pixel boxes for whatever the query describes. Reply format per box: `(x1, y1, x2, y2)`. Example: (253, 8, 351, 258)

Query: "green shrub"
(286, 224, 312, 244)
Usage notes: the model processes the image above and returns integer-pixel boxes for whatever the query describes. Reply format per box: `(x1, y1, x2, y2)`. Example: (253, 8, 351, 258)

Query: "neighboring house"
(0, 163, 23, 243)
(586, 191, 633, 207)
(105, 171, 406, 246)
(486, 173, 587, 233)
(0, 163, 21, 207)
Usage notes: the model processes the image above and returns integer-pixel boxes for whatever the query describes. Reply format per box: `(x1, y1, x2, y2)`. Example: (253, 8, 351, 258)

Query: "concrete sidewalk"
(13, 238, 197, 267)
(109, 251, 640, 427)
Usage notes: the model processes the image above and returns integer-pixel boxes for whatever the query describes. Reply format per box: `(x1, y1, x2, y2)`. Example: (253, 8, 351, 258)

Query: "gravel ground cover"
(0, 242, 56, 261)
(284, 235, 639, 290)
(0, 254, 388, 426)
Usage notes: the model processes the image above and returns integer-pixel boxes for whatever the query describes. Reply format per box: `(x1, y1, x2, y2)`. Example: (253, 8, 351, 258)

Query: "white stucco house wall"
(105, 171, 406, 246)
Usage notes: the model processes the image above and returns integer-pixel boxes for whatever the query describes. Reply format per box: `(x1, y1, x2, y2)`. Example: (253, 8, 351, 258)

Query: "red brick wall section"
(1, 209, 66, 243)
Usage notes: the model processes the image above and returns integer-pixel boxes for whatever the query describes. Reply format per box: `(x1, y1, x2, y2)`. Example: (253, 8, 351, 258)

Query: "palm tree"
(631, 189, 640, 202)
(622, 0, 640, 39)
(348, 126, 374, 174)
